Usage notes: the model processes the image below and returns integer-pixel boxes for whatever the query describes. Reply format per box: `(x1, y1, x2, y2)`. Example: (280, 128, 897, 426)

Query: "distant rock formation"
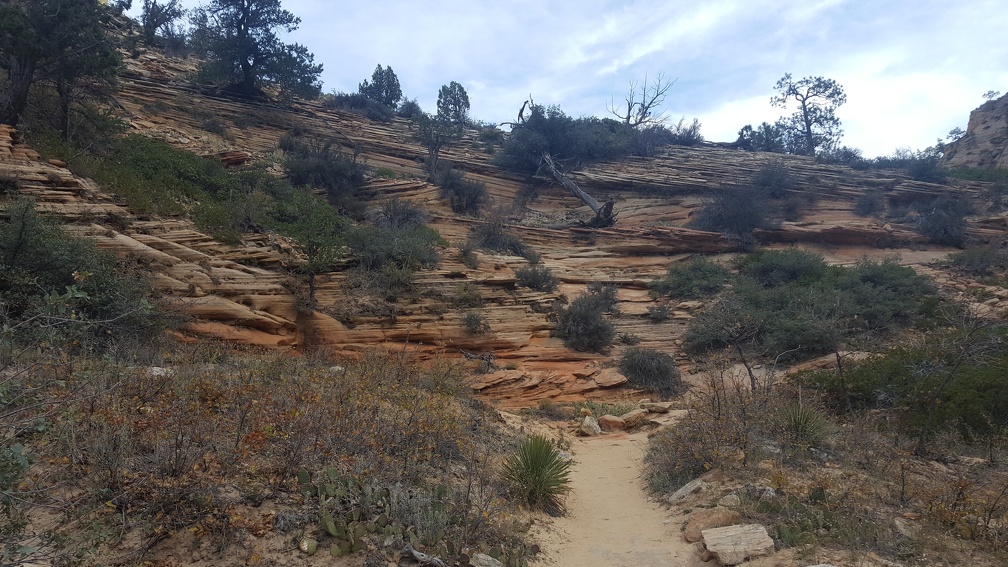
(943, 93, 1008, 170)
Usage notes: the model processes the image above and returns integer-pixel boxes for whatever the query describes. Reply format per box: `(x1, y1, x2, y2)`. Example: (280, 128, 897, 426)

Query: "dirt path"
(531, 423, 705, 567)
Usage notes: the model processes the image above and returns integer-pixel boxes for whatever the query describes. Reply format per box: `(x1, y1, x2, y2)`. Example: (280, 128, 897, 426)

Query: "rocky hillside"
(2, 51, 1006, 408)
(944, 92, 1008, 170)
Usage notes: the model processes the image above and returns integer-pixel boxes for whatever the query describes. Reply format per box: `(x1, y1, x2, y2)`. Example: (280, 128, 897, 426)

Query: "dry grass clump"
(3, 346, 532, 565)
(645, 362, 1008, 566)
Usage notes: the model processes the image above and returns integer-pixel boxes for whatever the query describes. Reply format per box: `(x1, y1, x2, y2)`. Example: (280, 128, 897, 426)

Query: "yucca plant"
(782, 401, 829, 449)
(502, 435, 572, 515)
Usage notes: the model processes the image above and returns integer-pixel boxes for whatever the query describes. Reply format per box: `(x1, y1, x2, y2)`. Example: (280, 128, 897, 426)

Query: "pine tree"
(190, 0, 322, 99)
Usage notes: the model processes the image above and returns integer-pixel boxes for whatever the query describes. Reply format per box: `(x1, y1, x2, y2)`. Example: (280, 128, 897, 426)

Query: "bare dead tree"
(608, 73, 676, 128)
(538, 153, 616, 227)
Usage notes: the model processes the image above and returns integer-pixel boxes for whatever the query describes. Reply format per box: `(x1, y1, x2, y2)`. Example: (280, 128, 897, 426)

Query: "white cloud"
(129, 0, 1008, 157)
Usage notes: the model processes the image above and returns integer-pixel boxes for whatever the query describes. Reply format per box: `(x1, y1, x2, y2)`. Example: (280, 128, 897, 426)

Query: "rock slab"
(578, 415, 602, 436)
(701, 524, 774, 565)
(683, 507, 744, 543)
(597, 414, 626, 431)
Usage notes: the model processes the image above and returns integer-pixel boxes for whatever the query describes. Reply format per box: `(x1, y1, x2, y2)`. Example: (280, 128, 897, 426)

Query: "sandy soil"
(531, 424, 705, 567)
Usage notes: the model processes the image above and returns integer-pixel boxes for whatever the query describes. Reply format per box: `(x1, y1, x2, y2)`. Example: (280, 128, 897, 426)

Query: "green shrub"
(457, 241, 479, 269)
(914, 195, 970, 247)
(751, 159, 795, 198)
(735, 248, 828, 287)
(646, 304, 670, 322)
(477, 126, 504, 145)
(515, 264, 559, 292)
(525, 400, 573, 421)
(434, 166, 488, 215)
(648, 256, 729, 299)
(494, 104, 634, 175)
(469, 213, 537, 260)
(449, 282, 483, 308)
(35, 133, 232, 216)
(854, 190, 885, 217)
(619, 332, 642, 345)
(553, 286, 617, 353)
(200, 116, 231, 139)
(945, 245, 1008, 276)
(321, 91, 394, 122)
(345, 225, 442, 270)
(666, 117, 705, 146)
(29, 130, 356, 271)
(684, 252, 935, 361)
(584, 282, 619, 312)
(687, 185, 769, 241)
(396, 98, 422, 119)
(461, 312, 490, 335)
(618, 348, 684, 399)
(0, 175, 17, 195)
(373, 197, 427, 229)
(0, 200, 164, 356)
(502, 435, 571, 515)
(806, 327, 1008, 443)
(866, 146, 948, 183)
(280, 132, 367, 213)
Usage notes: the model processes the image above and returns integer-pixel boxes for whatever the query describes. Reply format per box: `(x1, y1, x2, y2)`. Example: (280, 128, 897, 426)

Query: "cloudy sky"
(132, 0, 1007, 157)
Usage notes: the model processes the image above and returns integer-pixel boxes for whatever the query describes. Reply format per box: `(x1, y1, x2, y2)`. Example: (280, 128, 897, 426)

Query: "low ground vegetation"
(687, 161, 818, 240)
(515, 264, 559, 292)
(433, 164, 488, 215)
(552, 284, 619, 353)
(944, 245, 1008, 277)
(648, 256, 729, 299)
(494, 103, 702, 176)
(469, 209, 539, 261)
(0, 200, 166, 358)
(682, 249, 937, 362)
(321, 91, 394, 122)
(617, 348, 684, 399)
(647, 312, 1008, 565)
(0, 348, 536, 565)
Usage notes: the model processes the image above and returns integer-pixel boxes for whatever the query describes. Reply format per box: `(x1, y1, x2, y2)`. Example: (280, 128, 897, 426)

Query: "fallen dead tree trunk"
(540, 152, 616, 227)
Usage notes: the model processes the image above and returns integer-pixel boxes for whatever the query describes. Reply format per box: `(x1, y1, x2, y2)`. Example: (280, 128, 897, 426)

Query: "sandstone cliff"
(944, 92, 1008, 169)
(1, 49, 1005, 407)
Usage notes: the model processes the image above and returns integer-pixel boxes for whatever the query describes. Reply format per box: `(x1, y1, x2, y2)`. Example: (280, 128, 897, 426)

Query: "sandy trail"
(532, 426, 705, 567)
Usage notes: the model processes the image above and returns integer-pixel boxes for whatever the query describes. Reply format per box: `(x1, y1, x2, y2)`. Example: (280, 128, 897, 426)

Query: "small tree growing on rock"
(436, 81, 470, 126)
(141, 0, 185, 44)
(771, 74, 846, 156)
(190, 0, 322, 99)
(359, 64, 402, 109)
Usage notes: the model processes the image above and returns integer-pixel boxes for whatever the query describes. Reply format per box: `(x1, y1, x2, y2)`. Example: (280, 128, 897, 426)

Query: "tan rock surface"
(944, 92, 1008, 170)
(2, 67, 1004, 405)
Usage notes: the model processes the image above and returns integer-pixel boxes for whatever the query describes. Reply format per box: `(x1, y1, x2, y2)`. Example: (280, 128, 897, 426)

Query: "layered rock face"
(2, 52, 1005, 406)
(944, 92, 1008, 170)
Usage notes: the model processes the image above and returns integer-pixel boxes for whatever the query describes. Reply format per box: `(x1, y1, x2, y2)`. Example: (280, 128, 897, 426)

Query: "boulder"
(641, 401, 674, 413)
(594, 368, 628, 388)
(683, 507, 744, 543)
(578, 415, 602, 436)
(666, 478, 708, 504)
(619, 408, 650, 428)
(597, 414, 626, 431)
(701, 524, 775, 565)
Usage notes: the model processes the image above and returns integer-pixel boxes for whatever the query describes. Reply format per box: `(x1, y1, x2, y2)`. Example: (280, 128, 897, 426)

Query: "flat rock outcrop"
(701, 524, 775, 565)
